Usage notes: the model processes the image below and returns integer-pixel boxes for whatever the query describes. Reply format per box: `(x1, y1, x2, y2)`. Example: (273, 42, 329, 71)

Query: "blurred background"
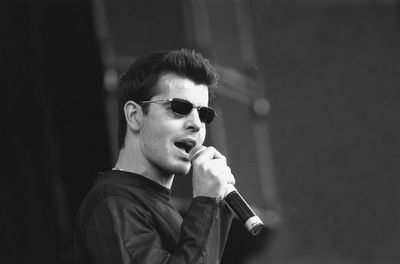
(2, 0, 400, 263)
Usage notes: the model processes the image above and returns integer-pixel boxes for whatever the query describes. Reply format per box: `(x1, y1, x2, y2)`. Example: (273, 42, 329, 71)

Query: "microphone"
(189, 146, 265, 236)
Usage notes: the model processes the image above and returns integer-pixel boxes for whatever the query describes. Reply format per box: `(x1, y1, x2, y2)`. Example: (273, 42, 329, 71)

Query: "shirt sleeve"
(79, 196, 233, 264)
(174, 196, 233, 264)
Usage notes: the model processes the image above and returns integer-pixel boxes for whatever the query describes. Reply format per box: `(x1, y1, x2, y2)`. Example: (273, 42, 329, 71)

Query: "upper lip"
(174, 138, 197, 154)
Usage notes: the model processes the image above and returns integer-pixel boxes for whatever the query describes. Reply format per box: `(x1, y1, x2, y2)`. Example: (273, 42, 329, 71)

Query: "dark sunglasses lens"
(171, 99, 216, 123)
(199, 107, 216, 123)
(171, 99, 193, 115)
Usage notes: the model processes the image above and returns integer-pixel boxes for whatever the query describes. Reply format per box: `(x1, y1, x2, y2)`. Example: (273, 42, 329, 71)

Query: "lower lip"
(175, 146, 190, 159)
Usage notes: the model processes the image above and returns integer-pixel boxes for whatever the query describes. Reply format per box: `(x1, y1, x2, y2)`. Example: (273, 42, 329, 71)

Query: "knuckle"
(207, 146, 216, 152)
(208, 166, 221, 177)
(199, 163, 210, 173)
(231, 178, 236, 185)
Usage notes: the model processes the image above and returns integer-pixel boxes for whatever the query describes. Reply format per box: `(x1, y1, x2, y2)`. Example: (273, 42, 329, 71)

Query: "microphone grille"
(189, 146, 206, 161)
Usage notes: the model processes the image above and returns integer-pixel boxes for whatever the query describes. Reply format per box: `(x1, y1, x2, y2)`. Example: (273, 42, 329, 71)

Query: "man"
(73, 49, 235, 263)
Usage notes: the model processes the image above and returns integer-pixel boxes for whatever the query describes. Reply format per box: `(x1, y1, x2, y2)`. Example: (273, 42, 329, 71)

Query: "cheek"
(141, 122, 158, 149)
(142, 120, 174, 148)
(198, 127, 206, 144)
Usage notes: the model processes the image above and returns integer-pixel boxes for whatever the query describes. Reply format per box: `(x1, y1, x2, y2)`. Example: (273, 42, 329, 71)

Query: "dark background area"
(251, 3, 400, 263)
(1, 1, 111, 262)
(1, 0, 400, 263)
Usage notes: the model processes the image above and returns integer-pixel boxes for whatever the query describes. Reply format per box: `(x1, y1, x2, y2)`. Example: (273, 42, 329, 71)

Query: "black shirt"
(73, 170, 233, 263)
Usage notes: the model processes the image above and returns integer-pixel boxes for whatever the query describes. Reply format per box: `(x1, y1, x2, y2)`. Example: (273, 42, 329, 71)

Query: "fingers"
(191, 146, 236, 198)
(206, 159, 231, 179)
(192, 147, 229, 180)
(206, 160, 234, 185)
(191, 146, 224, 165)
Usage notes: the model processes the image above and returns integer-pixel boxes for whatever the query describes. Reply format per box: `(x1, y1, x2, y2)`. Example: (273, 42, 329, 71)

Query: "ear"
(124, 100, 142, 132)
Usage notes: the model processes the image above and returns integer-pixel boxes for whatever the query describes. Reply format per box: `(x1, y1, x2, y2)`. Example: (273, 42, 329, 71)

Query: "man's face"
(139, 73, 209, 177)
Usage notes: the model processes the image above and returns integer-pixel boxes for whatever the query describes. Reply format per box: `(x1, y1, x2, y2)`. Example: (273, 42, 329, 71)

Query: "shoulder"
(83, 171, 154, 208)
(81, 177, 149, 213)
(77, 175, 152, 222)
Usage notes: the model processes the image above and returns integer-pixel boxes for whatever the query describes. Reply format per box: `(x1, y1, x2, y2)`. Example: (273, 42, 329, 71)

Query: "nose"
(185, 108, 202, 132)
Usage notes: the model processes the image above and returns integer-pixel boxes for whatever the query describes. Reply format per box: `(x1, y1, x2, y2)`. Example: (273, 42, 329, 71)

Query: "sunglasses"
(139, 98, 217, 124)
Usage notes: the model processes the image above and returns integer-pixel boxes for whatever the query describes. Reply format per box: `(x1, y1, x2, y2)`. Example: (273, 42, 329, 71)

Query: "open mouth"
(174, 140, 195, 154)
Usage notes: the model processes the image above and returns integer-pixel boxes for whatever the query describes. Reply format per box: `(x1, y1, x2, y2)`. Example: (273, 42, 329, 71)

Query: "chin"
(171, 162, 191, 176)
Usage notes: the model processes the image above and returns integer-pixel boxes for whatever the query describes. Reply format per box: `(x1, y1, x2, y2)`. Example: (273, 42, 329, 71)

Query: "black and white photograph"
(2, 0, 399, 263)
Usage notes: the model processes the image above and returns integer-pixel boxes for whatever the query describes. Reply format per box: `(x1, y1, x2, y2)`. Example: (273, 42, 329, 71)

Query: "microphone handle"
(189, 146, 264, 236)
(224, 184, 264, 236)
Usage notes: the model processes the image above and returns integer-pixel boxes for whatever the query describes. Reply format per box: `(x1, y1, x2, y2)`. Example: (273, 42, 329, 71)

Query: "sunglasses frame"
(139, 98, 217, 124)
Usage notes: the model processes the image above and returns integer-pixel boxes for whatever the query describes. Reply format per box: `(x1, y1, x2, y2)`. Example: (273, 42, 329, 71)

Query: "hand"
(191, 146, 235, 199)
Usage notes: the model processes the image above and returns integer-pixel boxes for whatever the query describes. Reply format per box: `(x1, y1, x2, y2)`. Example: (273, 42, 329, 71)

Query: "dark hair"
(117, 48, 219, 149)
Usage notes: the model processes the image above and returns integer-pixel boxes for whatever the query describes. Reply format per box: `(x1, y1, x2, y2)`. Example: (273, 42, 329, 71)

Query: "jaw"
(153, 145, 192, 177)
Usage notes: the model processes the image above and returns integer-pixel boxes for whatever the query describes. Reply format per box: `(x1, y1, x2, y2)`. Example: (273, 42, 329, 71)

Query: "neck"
(114, 147, 174, 189)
